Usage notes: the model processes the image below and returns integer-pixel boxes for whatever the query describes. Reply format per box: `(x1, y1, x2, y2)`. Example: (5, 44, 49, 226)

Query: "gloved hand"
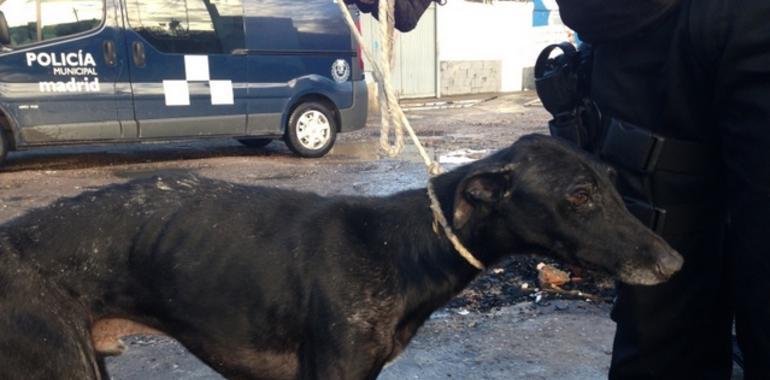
(344, 0, 438, 32)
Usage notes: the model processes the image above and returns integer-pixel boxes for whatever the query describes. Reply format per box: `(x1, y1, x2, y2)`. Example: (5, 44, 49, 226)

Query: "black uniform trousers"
(582, 0, 770, 379)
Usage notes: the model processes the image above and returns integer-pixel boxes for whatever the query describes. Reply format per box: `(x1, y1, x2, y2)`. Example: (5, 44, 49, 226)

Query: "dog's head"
(449, 134, 683, 286)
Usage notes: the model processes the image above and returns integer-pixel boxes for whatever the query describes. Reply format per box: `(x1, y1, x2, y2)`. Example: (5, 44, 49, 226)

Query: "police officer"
(540, 0, 770, 378)
(350, 0, 770, 378)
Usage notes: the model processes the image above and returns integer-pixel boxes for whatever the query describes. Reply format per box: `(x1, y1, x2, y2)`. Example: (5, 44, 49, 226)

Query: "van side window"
(0, 0, 104, 48)
(126, 0, 245, 55)
(244, 0, 348, 51)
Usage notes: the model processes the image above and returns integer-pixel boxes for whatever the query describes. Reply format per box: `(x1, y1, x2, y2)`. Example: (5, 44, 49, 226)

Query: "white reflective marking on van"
(39, 77, 100, 93)
(26, 51, 96, 68)
(209, 80, 234, 105)
(162, 80, 190, 106)
(184, 55, 210, 81)
(26, 49, 101, 93)
(0, 82, 113, 98)
(161, 55, 234, 106)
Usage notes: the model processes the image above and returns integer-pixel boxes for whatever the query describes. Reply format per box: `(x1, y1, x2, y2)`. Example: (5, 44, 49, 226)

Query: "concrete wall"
(440, 60, 501, 96)
(437, 0, 575, 94)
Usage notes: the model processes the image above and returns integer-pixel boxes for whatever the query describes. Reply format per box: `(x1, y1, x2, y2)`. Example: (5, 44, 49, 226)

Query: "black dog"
(0, 135, 682, 380)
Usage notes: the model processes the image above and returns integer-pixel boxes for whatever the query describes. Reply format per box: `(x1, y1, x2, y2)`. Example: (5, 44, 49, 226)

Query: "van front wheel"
(285, 102, 337, 158)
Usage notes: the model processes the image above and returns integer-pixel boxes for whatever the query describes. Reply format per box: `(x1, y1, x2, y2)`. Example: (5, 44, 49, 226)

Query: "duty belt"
(600, 118, 712, 176)
(601, 119, 716, 238)
(624, 198, 710, 238)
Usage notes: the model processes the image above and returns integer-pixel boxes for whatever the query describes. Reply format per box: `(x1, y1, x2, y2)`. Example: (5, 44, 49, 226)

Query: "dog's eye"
(567, 189, 591, 207)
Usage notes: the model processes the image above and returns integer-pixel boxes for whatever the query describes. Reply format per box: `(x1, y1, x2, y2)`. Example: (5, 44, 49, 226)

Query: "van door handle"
(102, 40, 116, 66)
(132, 41, 145, 67)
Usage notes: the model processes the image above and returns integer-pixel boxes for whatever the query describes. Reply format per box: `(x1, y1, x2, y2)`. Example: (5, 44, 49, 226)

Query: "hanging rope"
(335, 0, 485, 270)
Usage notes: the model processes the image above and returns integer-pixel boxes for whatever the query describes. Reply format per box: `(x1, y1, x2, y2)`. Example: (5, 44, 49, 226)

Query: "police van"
(0, 0, 367, 165)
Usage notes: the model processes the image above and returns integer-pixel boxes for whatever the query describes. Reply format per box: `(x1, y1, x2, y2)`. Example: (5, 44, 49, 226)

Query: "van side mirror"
(0, 11, 11, 46)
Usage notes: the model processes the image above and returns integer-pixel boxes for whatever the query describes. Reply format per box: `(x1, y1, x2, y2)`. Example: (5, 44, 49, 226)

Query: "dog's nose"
(656, 251, 684, 279)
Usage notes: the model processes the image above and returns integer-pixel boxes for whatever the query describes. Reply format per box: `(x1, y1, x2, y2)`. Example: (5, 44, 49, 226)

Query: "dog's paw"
(95, 337, 126, 357)
(91, 318, 165, 356)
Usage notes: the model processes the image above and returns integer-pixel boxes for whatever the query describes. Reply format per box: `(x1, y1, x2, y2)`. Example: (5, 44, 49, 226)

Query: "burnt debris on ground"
(447, 256, 616, 312)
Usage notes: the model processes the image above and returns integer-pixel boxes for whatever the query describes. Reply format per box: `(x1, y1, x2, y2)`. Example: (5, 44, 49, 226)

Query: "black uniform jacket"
(556, 0, 680, 43)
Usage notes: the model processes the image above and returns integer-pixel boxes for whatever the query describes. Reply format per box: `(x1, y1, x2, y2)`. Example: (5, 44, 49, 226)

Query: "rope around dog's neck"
(336, 1, 485, 270)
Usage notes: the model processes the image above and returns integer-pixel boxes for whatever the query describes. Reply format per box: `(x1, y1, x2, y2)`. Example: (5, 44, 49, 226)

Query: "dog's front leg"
(297, 327, 392, 380)
(298, 349, 387, 380)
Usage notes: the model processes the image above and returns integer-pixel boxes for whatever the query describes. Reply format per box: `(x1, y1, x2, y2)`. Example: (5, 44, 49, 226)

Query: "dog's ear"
(453, 165, 515, 230)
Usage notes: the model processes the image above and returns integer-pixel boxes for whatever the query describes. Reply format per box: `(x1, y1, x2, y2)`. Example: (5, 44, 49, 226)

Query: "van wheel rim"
(296, 110, 331, 150)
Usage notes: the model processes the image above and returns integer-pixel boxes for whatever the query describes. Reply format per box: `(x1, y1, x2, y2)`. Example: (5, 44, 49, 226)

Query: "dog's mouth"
(617, 269, 664, 286)
(616, 253, 684, 286)
(566, 250, 684, 286)
(530, 246, 684, 286)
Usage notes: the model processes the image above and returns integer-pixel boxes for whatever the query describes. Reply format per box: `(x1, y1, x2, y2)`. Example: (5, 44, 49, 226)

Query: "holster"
(535, 42, 602, 152)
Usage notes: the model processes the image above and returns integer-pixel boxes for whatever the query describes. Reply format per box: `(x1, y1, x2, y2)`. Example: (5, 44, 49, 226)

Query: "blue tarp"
(532, 0, 551, 27)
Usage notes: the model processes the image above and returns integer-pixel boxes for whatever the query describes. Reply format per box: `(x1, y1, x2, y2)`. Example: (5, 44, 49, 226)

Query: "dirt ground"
(0, 93, 741, 379)
(0, 93, 545, 222)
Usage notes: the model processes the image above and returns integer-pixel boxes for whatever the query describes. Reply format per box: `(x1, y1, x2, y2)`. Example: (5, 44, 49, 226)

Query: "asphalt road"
(105, 302, 616, 380)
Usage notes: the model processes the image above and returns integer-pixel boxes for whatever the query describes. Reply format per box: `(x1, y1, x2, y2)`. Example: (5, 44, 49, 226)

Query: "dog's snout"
(656, 250, 684, 279)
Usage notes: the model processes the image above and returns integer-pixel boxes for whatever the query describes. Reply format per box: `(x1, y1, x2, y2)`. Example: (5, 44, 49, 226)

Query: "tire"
(284, 101, 337, 158)
(237, 138, 272, 148)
